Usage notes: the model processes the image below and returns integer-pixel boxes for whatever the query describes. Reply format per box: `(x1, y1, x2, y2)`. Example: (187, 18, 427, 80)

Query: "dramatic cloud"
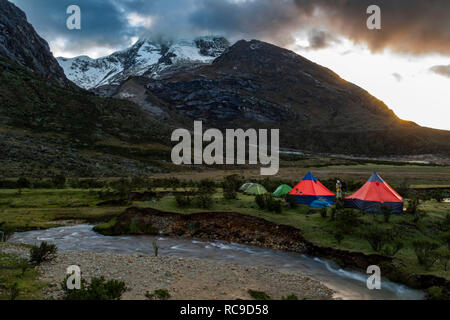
(430, 65, 450, 78)
(10, 0, 450, 56)
(293, 0, 450, 55)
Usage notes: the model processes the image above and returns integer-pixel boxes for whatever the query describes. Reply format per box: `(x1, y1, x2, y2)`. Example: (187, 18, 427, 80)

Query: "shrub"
(223, 175, 242, 192)
(286, 195, 298, 209)
(412, 240, 440, 270)
(380, 237, 404, 257)
(175, 193, 191, 207)
(29, 241, 57, 265)
(248, 289, 271, 300)
(364, 225, 388, 252)
(9, 282, 19, 300)
(282, 294, 299, 300)
(145, 289, 171, 300)
(440, 231, 450, 250)
(333, 231, 345, 245)
(435, 248, 450, 271)
(222, 181, 237, 200)
(381, 206, 392, 223)
(61, 276, 127, 300)
(17, 177, 31, 190)
(255, 194, 266, 209)
(406, 197, 420, 215)
(254, 195, 282, 213)
(335, 209, 360, 234)
(52, 174, 66, 189)
(110, 178, 132, 200)
(197, 179, 216, 193)
(194, 192, 212, 209)
(427, 286, 445, 300)
(432, 190, 444, 203)
(320, 208, 327, 218)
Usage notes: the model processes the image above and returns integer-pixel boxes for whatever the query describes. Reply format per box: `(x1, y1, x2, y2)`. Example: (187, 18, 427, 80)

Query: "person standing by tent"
(336, 180, 342, 199)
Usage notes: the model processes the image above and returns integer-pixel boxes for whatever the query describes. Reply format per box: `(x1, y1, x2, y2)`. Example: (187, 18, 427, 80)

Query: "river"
(9, 224, 425, 300)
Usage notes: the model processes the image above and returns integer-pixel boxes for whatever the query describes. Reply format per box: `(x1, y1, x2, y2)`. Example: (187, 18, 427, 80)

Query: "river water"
(9, 225, 425, 300)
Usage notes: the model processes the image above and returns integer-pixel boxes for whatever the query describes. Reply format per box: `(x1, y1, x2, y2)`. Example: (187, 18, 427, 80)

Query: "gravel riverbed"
(1, 242, 334, 300)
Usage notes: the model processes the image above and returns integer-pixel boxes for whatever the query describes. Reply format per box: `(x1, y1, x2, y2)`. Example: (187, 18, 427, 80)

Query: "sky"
(10, 0, 450, 130)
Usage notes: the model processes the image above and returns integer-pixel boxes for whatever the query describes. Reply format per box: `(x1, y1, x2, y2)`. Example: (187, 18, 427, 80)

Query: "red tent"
(289, 172, 335, 205)
(344, 172, 403, 213)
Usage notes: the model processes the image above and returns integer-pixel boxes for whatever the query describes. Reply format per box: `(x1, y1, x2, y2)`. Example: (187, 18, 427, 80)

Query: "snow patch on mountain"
(57, 36, 230, 90)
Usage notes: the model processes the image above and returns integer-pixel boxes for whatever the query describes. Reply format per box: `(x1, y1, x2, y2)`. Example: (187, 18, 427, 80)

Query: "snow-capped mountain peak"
(57, 36, 230, 90)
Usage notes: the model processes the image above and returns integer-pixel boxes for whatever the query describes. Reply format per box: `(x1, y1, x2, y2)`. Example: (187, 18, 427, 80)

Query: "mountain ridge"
(0, 0, 72, 87)
(57, 36, 230, 90)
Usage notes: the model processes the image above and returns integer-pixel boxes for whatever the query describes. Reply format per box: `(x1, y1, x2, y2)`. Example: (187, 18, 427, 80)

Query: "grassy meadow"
(0, 161, 449, 299)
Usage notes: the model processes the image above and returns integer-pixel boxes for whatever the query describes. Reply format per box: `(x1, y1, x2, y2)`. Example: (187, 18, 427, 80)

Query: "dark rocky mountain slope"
(114, 40, 450, 156)
(0, 0, 72, 87)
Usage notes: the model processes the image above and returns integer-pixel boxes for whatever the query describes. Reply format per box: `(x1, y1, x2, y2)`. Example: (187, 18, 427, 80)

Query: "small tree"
(52, 174, 66, 189)
(435, 248, 450, 271)
(29, 241, 57, 265)
(194, 192, 212, 209)
(406, 196, 420, 215)
(255, 194, 266, 209)
(381, 206, 392, 223)
(412, 240, 440, 270)
(364, 225, 388, 252)
(334, 230, 345, 245)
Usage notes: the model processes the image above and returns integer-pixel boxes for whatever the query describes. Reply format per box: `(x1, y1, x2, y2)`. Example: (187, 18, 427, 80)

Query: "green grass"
(0, 249, 44, 300)
(0, 189, 125, 231)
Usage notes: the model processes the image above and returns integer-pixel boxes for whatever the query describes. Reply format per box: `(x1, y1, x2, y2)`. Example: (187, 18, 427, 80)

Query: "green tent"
(239, 182, 253, 192)
(272, 184, 292, 197)
(244, 183, 268, 195)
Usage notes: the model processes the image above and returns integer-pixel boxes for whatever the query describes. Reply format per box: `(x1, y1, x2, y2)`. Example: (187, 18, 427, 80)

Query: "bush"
(381, 206, 392, 223)
(194, 192, 213, 209)
(320, 208, 327, 218)
(427, 286, 445, 300)
(145, 289, 171, 300)
(286, 195, 298, 209)
(406, 197, 420, 215)
(197, 179, 216, 193)
(412, 240, 440, 270)
(52, 174, 66, 189)
(29, 241, 57, 265)
(17, 177, 31, 189)
(333, 230, 345, 245)
(254, 195, 282, 213)
(248, 289, 271, 300)
(380, 237, 404, 257)
(435, 248, 450, 271)
(255, 194, 266, 209)
(8, 282, 19, 300)
(61, 276, 127, 300)
(282, 294, 299, 300)
(335, 209, 360, 234)
(432, 190, 444, 203)
(364, 225, 388, 252)
(175, 193, 191, 207)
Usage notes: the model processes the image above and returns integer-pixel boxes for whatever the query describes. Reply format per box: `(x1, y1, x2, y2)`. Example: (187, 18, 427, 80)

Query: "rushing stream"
(9, 225, 425, 300)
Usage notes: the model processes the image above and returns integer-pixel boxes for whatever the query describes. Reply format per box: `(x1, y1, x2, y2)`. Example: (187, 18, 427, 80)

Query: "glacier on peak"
(57, 36, 230, 90)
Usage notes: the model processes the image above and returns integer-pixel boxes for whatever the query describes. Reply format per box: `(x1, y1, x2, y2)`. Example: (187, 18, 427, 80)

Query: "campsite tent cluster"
(240, 172, 404, 213)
